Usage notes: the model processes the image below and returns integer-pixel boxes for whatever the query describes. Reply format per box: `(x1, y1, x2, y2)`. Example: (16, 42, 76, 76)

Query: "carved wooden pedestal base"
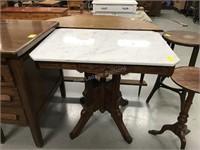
(70, 73, 132, 144)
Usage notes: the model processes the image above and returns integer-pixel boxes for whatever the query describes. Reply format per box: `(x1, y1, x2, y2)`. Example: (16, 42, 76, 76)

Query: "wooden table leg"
(70, 107, 94, 139)
(148, 91, 195, 149)
(146, 75, 163, 103)
(146, 75, 187, 111)
(111, 108, 132, 143)
(59, 69, 66, 98)
(1, 128, 6, 143)
(189, 46, 199, 67)
(138, 73, 145, 96)
(70, 73, 96, 139)
(108, 75, 132, 143)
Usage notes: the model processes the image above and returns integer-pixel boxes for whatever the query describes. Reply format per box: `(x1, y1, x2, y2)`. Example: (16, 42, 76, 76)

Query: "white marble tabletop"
(30, 28, 180, 67)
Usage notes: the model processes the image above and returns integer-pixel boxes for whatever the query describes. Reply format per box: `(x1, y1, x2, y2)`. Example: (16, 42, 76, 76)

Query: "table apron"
(36, 62, 175, 77)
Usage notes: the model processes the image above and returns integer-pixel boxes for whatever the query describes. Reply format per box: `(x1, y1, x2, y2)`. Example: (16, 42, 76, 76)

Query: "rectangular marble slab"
(30, 28, 180, 67)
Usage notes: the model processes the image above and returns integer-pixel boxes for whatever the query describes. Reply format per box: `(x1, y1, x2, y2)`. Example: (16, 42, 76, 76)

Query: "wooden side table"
(146, 30, 200, 109)
(162, 30, 199, 66)
(149, 66, 200, 149)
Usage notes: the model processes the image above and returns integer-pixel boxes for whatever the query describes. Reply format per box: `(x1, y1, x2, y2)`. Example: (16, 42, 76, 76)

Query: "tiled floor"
(1, 10, 199, 150)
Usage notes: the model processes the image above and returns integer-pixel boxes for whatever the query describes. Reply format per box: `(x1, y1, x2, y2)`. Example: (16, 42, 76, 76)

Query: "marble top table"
(30, 28, 180, 144)
(30, 28, 179, 66)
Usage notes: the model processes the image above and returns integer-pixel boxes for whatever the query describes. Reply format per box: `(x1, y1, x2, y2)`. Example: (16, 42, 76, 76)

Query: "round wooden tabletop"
(172, 66, 200, 93)
(162, 30, 200, 47)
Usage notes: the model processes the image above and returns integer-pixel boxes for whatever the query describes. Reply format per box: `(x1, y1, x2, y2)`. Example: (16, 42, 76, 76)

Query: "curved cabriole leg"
(148, 124, 174, 135)
(70, 108, 93, 139)
(70, 73, 95, 139)
(149, 123, 186, 149)
(111, 108, 132, 144)
(110, 75, 132, 144)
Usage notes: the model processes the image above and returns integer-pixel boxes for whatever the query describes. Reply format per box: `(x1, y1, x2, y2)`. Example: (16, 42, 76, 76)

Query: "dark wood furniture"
(149, 66, 200, 149)
(137, 0, 162, 16)
(146, 30, 200, 109)
(1, 7, 68, 20)
(0, 19, 66, 147)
